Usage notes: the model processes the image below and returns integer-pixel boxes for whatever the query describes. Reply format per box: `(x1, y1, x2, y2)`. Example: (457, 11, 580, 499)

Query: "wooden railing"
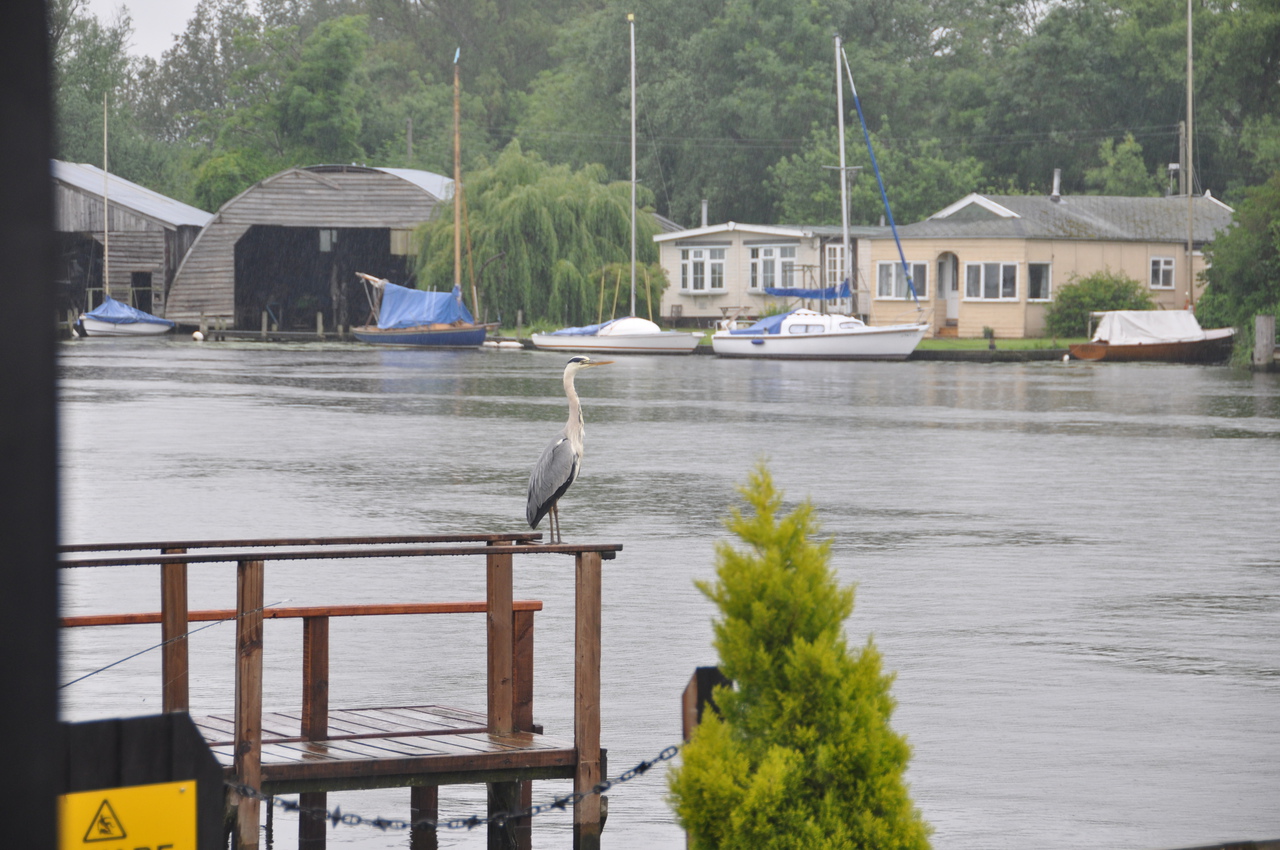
(59, 533, 623, 850)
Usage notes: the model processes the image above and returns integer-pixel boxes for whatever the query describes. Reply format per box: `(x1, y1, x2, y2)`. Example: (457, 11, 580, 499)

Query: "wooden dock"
(60, 533, 622, 849)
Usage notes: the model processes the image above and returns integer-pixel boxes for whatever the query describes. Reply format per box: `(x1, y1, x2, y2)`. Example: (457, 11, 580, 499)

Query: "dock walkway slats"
(60, 533, 621, 850)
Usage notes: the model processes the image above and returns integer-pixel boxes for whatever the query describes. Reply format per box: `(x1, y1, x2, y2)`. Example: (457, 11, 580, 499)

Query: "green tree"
(1044, 269, 1155, 337)
(771, 123, 984, 225)
(669, 464, 931, 850)
(1084, 133, 1160, 196)
(414, 141, 667, 326)
(1195, 172, 1280, 336)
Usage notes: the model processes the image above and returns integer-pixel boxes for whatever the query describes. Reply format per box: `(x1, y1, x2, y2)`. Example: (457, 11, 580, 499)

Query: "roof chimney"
(1050, 168, 1062, 203)
(701, 199, 708, 228)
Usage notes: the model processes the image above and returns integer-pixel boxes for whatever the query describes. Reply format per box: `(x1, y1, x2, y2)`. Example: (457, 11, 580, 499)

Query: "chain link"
(226, 744, 679, 833)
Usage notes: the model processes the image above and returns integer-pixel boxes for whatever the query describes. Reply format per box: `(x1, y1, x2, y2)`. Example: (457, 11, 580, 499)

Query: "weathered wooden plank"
(574, 551, 603, 850)
(160, 549, 189, 713)
(61, 599, 545, 628)
(487, 548, 514, 736)
(301, 616, 328, 741)
(234, 559, 265, 850)
(260, 746, 578, 785)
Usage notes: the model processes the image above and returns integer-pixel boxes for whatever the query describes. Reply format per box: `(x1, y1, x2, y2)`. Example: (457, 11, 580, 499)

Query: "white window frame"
(963, 262, 1018, 301)
(1028, 262, 1052, 301)
(876, 261, 928, 300)
(751, 245, 796, 290)
(1150, 256, 1175, 290)
(825, 244, 846, 289)
(680, 247, 726, 292)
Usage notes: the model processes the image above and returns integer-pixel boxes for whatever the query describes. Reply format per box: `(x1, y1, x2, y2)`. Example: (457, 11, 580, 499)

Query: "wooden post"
(486, 548, 514, 735)
(160, 548, 189, 713)
(410, 785, 439, 850)
(316, 311, 324, 340)
(299, 615, 330, 848)
(234, 559, 265, 850)
(261, 310, 268, 339)
(1254, 314, 1275, 370)
(486, 546, 518, 848)
(573, 550, 603, 850)
(511, 608, 535, 849)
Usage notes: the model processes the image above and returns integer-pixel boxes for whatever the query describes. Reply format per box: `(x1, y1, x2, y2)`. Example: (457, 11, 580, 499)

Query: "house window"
(1028, 263, 1052, 300)
(877, 261, 928, 299)
(1150, 257, 1175, 289)
(750, 246, 795, 289)
(964, 262, 1017, 300)
(319, 229, 338, 252)
(681, 248, 725, 291)
(826, 244, 846, 289)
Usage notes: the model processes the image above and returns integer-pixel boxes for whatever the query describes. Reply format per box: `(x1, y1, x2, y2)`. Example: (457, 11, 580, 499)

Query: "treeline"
(52, 0, 1280, 227)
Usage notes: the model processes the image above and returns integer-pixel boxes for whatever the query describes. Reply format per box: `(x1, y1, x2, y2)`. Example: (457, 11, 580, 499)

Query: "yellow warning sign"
(59, 780, 196, 850)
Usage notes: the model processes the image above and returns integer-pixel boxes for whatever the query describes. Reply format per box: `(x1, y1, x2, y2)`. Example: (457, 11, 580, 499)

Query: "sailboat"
(351, 49, 493, 349)
(711, 35, 928, 360)
(530, 14, 701, 356)
(76, 94, 174, 338)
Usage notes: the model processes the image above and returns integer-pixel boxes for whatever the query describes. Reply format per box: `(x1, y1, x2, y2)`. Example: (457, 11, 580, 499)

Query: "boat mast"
(453, 48, 478, 318)
(835, 34, 851, 316)
(1185, 0, 1195, 309)
(628, 13, 637, 319)
(102, 91, 110, 303)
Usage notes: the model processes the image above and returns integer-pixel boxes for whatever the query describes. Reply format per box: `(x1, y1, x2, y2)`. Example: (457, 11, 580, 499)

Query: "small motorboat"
(530, 316, 701, 355)
(711, 309, 928, 360)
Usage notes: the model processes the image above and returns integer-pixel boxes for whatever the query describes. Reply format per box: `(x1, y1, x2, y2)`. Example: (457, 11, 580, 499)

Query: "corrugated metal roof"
(305, 165, 452, 200)
(882, 194, 1234, 244)
(52, 160, 212, 228)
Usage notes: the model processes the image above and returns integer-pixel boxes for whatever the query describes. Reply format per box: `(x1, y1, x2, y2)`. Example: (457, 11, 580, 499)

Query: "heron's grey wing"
(527, 433, 579, 529)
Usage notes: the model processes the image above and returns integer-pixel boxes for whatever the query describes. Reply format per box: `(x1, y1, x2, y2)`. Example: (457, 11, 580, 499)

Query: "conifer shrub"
(669, 464, 931, 850)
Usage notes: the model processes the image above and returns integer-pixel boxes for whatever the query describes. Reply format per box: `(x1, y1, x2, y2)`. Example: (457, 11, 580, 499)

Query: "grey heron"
(527, 355, 613, 543)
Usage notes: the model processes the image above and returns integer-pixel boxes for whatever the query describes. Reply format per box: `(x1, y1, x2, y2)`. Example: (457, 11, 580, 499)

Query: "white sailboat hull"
(712, 310, 927, 360)
(530, 330, 700, 354)
(78, 316, 174, 337)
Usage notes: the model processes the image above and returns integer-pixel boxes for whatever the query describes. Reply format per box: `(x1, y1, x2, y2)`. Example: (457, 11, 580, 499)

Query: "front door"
(939, 253, 960, 322)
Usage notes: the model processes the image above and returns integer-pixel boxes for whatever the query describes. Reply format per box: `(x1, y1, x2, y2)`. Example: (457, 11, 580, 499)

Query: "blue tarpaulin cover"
(547, 319, 619, 336)
(378, 282, 474, 329)
(728, 310, 795, 335)
(762, 280, 852, 300)
(83, 296, 175, 327)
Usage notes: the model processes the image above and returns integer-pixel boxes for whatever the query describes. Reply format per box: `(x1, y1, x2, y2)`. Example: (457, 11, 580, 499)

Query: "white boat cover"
(1092, 311, 1206, 345)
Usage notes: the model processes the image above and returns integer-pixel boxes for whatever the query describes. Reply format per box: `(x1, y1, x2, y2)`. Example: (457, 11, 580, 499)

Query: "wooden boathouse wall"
(52, 161, 210, 317)
(165, 166, 449, 329)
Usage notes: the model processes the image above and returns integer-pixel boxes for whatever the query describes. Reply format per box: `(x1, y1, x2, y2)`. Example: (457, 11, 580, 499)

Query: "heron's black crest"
(568, 356, 590, 365)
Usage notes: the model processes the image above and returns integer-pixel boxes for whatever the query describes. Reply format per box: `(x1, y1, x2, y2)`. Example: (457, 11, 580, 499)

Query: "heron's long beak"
(587, 360, 614, 367)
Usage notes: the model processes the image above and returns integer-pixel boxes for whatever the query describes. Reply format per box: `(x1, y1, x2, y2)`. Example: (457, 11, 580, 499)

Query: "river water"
(58, 340, 1280, 850)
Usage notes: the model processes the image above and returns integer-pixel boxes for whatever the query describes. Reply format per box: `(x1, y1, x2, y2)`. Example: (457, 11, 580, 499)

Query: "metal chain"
(226, 744, 680, 833)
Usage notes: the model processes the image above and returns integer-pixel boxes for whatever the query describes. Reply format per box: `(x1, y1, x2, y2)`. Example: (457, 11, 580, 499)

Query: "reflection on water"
(59, 340, 1280, 849)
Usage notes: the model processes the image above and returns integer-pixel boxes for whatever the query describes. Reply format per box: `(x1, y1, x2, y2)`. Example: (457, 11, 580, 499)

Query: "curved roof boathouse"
(166, 165, 451, 331)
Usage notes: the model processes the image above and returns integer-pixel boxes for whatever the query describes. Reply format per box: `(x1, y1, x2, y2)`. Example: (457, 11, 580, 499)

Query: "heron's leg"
(549, 503, 560, 544)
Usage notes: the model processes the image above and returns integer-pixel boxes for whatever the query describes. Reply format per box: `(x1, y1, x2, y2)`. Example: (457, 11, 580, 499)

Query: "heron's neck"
(564, 371, 583, 429)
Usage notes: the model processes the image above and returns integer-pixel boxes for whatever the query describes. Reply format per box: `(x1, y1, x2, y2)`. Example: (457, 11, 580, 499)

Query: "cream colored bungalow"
(864, 190, 1236, 338)
(653, 222, 887, 327)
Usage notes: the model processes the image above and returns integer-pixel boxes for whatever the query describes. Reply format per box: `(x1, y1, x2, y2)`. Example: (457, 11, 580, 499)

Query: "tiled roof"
(881, 193, 1234, 244)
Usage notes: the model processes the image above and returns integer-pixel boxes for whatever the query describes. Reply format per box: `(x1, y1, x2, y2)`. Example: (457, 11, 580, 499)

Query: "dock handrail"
(58, 532, 620, 850)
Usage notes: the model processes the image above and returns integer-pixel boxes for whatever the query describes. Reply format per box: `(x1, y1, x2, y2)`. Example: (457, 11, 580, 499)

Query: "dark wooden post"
(487, 546, 517, 849)
(573, 550, 603, 850)
(509, 608, 536, 850)
(299, 615, 330, 848)
(160, 548, 189, 713)
(410, 785, 439, 850)
(234, 559, 265, 850)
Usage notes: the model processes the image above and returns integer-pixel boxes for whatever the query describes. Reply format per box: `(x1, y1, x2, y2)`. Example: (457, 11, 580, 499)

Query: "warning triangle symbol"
(83, 799, 127, 842)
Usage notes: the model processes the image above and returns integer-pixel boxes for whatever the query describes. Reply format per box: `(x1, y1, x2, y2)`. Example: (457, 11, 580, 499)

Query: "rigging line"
(842, 45, 920, 310)
(59, 599, 289, 690)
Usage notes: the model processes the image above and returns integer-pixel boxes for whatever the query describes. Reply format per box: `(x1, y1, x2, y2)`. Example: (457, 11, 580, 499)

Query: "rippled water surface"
(58, 340, 1280, 849)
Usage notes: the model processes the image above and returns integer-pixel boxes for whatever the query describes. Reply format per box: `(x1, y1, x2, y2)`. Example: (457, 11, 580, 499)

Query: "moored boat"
(530, 316, 700, 354)
(77, 296, 175, 337)
(711, 309, 927, 360)
(1068, 310, 1234, 363)
(351, 273, 494, 348)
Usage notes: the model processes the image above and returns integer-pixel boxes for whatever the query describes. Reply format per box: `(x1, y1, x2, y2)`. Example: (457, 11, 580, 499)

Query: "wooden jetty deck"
(60, 533, 622, 849)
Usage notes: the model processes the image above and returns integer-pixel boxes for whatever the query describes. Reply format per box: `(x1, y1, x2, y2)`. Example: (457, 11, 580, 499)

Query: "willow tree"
(414, 140, 667, 327)
(670, 464, 931, 850)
